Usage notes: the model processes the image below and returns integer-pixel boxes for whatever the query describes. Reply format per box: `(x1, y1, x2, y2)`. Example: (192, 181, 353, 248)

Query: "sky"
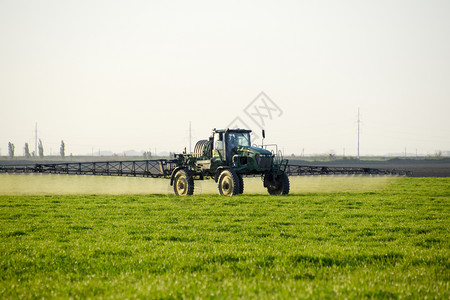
(1, 0, 449, 157)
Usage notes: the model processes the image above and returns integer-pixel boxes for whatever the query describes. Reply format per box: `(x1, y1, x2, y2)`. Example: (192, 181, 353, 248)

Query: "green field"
(0, 177, 449, 298)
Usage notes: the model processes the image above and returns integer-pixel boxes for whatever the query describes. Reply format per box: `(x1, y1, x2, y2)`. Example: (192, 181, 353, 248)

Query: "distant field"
(0, 177, 449, 298)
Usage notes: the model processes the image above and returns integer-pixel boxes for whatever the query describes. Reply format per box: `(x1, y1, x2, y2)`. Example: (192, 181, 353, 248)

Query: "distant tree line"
(143, 151, 152, 159)
(24, 143, 31, 158)
(6, 139, 66, 159)
(8, 142, 14, 158)
(60, 140, 65, 158)
(38, 139, 44, 158)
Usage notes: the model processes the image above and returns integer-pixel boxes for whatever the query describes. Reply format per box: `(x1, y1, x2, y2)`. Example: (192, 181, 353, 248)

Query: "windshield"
(227, 132, 251, 148)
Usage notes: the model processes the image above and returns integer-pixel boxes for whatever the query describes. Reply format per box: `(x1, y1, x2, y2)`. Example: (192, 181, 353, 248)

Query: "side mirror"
(262, 130, 266, 139)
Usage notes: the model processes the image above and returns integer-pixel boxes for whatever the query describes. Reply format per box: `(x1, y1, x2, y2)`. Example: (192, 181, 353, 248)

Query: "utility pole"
(357, 108, 361, 160)
(35, 123, 38, 157)
(189, 121, 192, 154)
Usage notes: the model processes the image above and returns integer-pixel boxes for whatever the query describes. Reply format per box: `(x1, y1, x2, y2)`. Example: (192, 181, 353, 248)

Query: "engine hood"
(236, 146, 272, 156)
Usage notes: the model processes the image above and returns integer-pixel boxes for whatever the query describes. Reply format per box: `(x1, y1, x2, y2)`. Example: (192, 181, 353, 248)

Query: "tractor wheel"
(237, 174, 244, 194)
(218, 169, 240, 196)
(265, 172, 290, 195)
(173, 169, 194, 196)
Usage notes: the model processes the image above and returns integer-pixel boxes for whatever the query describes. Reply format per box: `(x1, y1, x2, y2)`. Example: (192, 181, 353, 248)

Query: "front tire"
(265, 172, 290, 195)
(218, 169, 240, 196)
(173, 169, 194, 196)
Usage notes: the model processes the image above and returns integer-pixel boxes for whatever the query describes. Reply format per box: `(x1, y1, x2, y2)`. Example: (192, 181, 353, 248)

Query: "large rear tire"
(265, 172, 290, 195)
(173, 169, 194, 196)
(218, 169, 240, 196)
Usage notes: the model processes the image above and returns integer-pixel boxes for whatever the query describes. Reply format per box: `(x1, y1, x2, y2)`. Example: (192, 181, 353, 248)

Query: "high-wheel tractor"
(169, 128, 289, 196)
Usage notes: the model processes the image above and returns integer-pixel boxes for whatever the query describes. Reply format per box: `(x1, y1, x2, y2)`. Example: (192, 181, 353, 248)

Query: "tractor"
(170, 128, 290, 196)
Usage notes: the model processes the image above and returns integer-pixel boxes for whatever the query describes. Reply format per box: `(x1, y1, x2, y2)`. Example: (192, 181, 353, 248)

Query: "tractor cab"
(212, 129, 251, 164)
(210, 128, 274, 174)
